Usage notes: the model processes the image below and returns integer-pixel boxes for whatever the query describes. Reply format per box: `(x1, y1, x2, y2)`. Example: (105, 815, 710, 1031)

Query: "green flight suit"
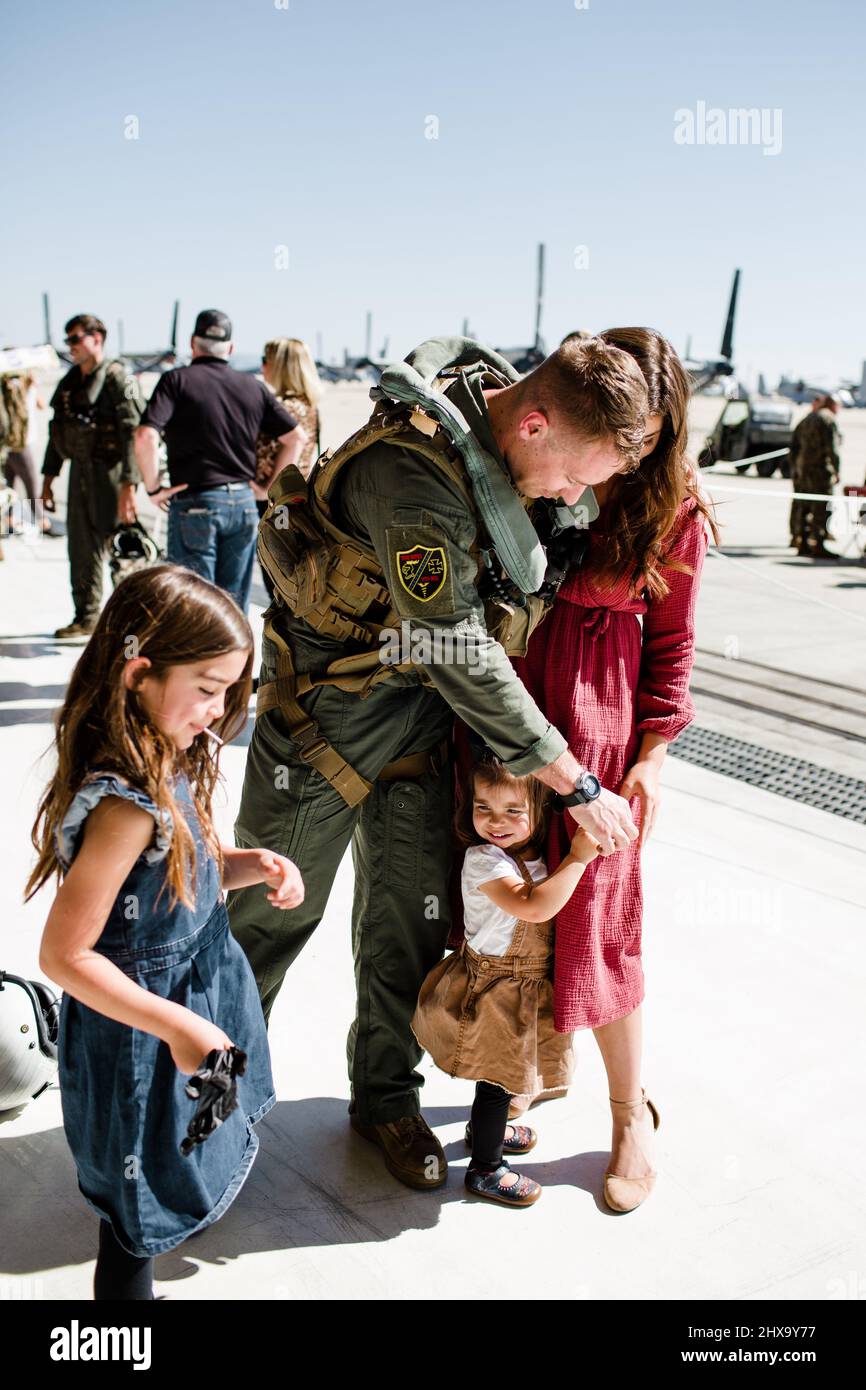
(227, 362, 570, 1126)
(42, 358, 143, 624)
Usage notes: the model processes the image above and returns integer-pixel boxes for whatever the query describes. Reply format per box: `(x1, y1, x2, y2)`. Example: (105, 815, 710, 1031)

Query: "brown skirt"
(411, 916, 575, 1097)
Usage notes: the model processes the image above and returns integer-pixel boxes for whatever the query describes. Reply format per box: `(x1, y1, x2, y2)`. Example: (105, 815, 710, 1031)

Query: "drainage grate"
(669, 725, 866, 824)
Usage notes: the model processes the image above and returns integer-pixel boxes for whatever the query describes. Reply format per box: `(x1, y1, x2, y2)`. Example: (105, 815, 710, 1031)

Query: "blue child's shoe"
(464, 1160, 542, 1207)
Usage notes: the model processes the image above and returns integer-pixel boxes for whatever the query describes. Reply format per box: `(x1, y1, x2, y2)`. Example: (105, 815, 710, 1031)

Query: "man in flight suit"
(40, 314, 143, 637)
(228, 336, 649, 1188)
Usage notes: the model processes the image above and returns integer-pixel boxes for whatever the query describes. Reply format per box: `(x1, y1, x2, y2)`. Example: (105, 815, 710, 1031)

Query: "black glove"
(180, 1046, 248, 1157)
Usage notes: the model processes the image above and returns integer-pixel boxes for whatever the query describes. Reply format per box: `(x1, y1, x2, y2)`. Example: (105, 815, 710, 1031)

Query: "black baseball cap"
(193, 309, 232, 341)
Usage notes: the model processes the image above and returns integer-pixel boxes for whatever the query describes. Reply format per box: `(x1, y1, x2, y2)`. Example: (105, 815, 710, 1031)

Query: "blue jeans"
(167, 483, 259, 612)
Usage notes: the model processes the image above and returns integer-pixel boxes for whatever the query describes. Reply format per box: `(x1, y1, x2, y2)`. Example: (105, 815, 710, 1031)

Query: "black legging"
(94, 1220, 154, 1301)
(469, 1081, 513, 1170)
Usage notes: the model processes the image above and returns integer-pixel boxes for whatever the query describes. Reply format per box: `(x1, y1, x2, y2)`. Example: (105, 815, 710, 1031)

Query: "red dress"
(515, 495, 709, 1033)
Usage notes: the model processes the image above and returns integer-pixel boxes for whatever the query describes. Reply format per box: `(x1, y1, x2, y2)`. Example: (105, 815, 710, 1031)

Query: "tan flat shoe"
(603, 1088, 660, 1213)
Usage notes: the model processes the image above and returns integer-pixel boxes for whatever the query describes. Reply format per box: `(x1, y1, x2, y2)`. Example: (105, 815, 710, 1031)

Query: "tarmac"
(1, 383, 865, 1301)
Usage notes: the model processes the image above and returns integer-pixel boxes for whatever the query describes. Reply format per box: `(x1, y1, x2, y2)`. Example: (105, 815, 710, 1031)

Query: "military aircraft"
(316, 353, 385, 384)
(42, 293, 181, 373)
(777, 375, 854, 407)
(493, 249, 743, 391)
(682, 269, 741, 392)
(315, 313, 391, 382)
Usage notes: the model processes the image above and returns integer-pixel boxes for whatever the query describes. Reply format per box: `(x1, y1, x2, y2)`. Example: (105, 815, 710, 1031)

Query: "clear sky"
(3, 0, 864, 385)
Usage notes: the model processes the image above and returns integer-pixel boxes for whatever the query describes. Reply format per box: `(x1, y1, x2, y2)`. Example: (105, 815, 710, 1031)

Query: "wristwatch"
(552, 771, 602, 812)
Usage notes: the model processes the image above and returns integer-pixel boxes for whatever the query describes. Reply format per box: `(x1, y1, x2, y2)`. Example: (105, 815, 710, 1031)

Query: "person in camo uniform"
(788, 394, 842, 559)
(41, 314, 143, 638)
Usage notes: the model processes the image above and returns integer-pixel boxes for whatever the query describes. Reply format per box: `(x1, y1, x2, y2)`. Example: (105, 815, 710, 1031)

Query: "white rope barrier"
(701, 476, 865, 513)
(705, 483, 857, 505)
(703, 447, 789, 468)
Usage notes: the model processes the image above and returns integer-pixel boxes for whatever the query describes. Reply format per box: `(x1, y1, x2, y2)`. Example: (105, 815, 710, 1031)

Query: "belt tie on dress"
(579, 606, 612, 641)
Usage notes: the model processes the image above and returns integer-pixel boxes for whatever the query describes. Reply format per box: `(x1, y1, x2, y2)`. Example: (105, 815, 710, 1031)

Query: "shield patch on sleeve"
(396, 544, 448, 602)
(385, 523, 456, 617)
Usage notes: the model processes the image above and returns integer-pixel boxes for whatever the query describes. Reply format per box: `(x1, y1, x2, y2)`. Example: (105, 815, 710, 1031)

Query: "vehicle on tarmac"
(697, 395, 795, 477)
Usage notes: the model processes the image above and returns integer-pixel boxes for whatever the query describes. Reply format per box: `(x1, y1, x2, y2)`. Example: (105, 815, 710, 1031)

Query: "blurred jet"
(683, 269, 741, 392)
(777, 375, 854, 407)
(42, 293, 181, 373)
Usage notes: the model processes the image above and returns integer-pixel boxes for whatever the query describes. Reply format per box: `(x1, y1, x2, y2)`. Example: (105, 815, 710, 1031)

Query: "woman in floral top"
(254, 338, 323, 599)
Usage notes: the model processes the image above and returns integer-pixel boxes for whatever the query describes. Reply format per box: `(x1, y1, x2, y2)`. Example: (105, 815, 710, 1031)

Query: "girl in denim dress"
(26, 564, 304, 1300)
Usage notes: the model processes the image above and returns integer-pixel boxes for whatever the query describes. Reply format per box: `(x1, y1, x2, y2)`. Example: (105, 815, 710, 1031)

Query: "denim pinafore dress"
(55, 769, 275, 1258)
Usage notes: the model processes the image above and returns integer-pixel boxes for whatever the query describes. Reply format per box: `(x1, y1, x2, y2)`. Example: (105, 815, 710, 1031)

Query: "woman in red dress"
(515, 327, 719, 1213)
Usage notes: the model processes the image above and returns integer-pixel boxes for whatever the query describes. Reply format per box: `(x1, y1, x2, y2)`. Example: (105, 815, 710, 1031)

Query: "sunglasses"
(64, 334, 88, 346)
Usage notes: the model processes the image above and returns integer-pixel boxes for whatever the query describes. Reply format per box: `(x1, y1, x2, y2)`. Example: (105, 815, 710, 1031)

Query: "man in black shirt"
(136, 309, 306, 612)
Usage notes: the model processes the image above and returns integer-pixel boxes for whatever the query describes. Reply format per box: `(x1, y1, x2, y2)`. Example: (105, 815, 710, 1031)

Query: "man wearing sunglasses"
(40, 314, 144, 638)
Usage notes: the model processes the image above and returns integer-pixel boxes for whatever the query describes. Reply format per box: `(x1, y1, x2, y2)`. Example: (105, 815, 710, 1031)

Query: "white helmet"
(0, 971, 59, 1112)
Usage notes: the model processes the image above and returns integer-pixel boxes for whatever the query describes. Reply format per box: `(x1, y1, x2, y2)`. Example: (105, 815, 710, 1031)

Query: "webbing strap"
(257, 615, 372, 808)
(256, 618, 453, 805)
(377, 737, 450, 782)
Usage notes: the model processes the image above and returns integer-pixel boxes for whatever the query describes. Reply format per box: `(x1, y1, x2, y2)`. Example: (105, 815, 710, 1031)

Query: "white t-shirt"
(461, 844, 547, 958)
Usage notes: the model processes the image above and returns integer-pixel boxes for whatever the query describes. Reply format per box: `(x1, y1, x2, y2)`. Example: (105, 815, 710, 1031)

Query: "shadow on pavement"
(0, 1096, 614, 1290)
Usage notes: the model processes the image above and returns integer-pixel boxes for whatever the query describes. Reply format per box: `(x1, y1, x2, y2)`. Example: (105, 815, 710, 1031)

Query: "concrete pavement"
(1, 384, 864, 1301)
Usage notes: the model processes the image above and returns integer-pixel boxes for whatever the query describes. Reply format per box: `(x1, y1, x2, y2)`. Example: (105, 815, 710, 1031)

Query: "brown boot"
(350, 1113, 447, 1190)
(54, 619, 97, 639)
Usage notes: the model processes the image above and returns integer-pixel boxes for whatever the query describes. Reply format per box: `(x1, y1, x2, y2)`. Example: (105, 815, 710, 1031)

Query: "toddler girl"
(412, 753, 598, 1206)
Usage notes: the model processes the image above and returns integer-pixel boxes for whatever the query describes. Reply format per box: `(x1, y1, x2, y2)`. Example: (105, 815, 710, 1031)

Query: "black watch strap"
(552, 772, 601, 811)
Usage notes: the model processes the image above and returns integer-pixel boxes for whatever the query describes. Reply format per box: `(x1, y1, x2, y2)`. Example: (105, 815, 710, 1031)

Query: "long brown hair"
(591, 327, 720, 600)
(26, 565, 254, 911)
(455, 756, 551, 861)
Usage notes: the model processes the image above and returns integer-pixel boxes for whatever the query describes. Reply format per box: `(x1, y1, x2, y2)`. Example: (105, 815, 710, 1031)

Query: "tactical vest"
(51, 360, 139, 467)
(255, 354, 551, 807)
